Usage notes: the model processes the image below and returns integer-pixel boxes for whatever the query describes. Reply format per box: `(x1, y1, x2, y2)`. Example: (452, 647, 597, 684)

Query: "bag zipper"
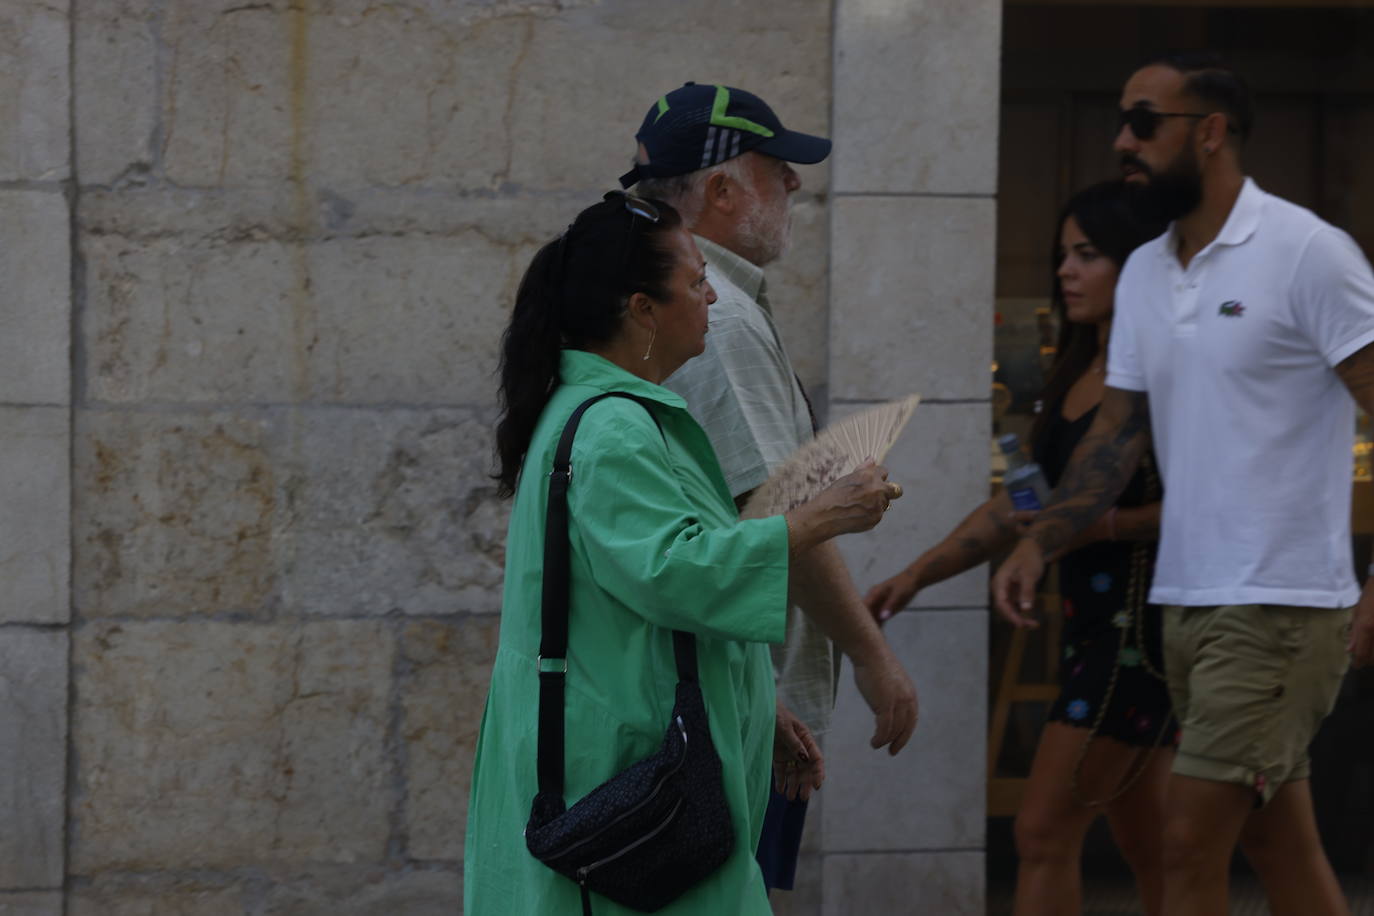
(545, 716, 688, 861)
(576, 795, 685, 884)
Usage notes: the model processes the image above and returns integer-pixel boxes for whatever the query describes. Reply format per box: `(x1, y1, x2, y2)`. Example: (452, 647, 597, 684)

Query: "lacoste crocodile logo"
(1218, 300, 1245, 317)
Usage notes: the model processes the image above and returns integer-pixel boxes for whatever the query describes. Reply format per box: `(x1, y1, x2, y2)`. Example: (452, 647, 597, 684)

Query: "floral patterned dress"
(1034, 403, 1179, 748)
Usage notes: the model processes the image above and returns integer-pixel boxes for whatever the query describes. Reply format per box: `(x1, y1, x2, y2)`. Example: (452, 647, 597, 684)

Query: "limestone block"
(282, 408, 507, 617)
(0, 1, 70, 180)
(0, 407, 70, 625)
(81, 196, 555, 406)
(68, 866, 461, 916)
(507, 8, 833, 193)
(71, 620, 394, 872)
(73, 406, 508, 619)
(263, 865, 461, 915)
(401, 617, 500, 860)
(73, 1, 159, 186)
(765, 197, 830, 396)
(822, 610, 986, 851)
(821, 851, 984, 915)
(832, 0, 1000, 195)
(0, 892, 62, 916)
(303, 235, 520, 405)
(835, 403, 989, 610)
(82, 233, 306, 404)
(0, 191, 70, 405)
(303, 10, 522, 191)
(69, 875, 248, 916)
(0, 630, 67, 889)
(149, 0, 830, 192)
(73, 410, 277, 618)
(829, 195, 995, 402)
(159, 3, 294, 188)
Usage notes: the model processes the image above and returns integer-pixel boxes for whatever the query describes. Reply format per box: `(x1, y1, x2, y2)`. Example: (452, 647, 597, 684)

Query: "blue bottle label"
(1009, 487, 1042, 512)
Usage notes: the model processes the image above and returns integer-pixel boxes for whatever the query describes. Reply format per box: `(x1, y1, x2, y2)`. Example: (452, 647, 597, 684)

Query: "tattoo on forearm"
(1032, 391, 1151, 558)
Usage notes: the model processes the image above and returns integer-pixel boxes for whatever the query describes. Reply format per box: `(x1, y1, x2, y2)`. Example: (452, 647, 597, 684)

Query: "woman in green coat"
(464, 193, 902, 914)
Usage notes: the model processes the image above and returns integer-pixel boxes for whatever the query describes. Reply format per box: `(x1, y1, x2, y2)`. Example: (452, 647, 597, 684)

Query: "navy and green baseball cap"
(619, 82, 831, 188)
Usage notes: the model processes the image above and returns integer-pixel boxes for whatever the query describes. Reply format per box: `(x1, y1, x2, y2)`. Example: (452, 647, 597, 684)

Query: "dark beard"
(1123, 150, 1203, 224)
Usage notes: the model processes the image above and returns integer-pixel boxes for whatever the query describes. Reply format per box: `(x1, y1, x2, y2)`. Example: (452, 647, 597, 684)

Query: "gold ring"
(888, 482, 903, 499)
(785, 760, 798, 769)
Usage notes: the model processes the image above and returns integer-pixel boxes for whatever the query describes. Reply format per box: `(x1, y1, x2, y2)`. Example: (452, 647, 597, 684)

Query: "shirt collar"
(1158, 176, 1264, 262)
(694, 234, 767, 303)
(558, 349, 688, 410)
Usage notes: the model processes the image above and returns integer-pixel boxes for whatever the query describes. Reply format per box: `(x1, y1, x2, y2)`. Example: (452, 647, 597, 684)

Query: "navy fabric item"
(619, 82, 831, 188)
(755, 789, 808, 892)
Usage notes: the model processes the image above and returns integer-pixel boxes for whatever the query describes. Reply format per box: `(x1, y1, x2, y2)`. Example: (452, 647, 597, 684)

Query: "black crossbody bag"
(524, 393, 735, 914)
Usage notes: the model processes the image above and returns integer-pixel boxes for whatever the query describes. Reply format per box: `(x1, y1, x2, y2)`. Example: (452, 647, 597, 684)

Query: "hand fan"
(741, 394, 921, 519)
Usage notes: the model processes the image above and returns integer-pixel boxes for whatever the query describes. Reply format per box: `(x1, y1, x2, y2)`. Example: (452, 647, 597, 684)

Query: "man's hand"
(1351, 581, 1374, 668)
(991, 538, 1046, 629)
(851, 650, 918, 755)
(773, 700, 825, 801)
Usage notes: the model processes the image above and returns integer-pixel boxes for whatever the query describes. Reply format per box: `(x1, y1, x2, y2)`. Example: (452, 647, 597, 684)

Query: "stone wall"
(1, 0, 996, 912)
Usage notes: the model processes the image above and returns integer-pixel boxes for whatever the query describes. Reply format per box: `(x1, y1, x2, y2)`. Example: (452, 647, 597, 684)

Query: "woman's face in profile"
(650, 228, 717, 371)
(1056, 215, 1119, 326)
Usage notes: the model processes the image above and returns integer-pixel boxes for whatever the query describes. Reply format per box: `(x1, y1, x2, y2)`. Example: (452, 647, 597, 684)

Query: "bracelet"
(1106, 507, 1118, 542)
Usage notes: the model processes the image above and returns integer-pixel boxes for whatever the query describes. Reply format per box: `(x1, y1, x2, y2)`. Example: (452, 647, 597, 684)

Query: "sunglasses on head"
(604, 190, 661, 224)
(1117, 107, 1208, 141)
(602, 190, 662, 279)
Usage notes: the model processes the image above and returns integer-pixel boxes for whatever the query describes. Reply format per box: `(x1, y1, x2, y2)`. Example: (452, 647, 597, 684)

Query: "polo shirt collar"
(1159, 176, 1264, 262)
(694, 234, 767, 304)
(558, 348, 688, 410)
(1213, 176, 1263, 247)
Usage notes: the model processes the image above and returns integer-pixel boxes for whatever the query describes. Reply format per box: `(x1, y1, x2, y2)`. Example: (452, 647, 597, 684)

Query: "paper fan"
(741, 394, 921, 519)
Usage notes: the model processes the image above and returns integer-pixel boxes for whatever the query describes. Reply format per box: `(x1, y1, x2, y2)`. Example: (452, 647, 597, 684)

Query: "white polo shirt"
(1108, 178, 1374, 608)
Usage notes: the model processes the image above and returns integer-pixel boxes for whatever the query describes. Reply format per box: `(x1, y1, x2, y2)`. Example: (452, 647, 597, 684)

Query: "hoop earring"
(642, 326, 656, 361)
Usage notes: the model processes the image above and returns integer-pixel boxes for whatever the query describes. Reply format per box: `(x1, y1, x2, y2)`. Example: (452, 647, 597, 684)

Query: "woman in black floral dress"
(865, 181, 1176, 916)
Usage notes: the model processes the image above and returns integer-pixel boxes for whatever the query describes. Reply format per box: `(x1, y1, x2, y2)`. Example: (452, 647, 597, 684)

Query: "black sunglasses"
(1117, 107, 1208, 141)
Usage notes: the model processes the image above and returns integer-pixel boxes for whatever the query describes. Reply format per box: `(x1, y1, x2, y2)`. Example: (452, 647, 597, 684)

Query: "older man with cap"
(623, 82, 920, 894)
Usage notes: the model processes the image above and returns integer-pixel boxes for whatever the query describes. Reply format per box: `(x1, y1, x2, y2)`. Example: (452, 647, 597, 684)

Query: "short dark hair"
(1142, 50, 1254, 142)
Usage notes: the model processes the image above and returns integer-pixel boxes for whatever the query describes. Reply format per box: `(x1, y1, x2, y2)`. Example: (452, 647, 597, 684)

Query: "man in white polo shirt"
(993, 52, 1374, 916)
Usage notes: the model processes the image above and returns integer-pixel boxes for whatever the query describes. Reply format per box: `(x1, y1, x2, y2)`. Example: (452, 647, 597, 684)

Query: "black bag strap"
(536, 392, 700, 799)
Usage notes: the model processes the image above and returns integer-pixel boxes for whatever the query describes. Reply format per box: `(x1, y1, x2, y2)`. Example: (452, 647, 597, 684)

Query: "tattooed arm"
(1336, 342, 1374, 667)
(863, 491, 1023, 623)
(991, 386, 1153, 627)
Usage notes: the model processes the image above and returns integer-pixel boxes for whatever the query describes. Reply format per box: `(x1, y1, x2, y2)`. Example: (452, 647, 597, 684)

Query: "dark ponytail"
(493, 193, 683, 497)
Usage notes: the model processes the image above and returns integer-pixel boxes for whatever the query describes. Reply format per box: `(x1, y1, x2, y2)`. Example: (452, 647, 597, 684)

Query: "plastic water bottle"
(998, 433, 1052, 512)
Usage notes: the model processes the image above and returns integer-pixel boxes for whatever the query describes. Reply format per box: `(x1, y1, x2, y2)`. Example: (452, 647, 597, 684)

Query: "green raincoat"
(464, 350, 790, 914)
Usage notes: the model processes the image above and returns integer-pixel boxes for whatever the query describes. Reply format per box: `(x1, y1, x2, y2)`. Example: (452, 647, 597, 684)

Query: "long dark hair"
(1030, 181, 1167, 450)
(492, 193, 683, 497)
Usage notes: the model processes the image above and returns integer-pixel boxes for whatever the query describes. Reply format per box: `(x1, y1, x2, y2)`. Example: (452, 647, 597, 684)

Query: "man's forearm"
(790, 539, 889, 664)
(1029, 388, 1152, 560)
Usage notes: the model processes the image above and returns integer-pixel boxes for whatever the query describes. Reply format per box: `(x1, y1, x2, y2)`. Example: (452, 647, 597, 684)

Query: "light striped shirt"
(663, 236, 838, 739)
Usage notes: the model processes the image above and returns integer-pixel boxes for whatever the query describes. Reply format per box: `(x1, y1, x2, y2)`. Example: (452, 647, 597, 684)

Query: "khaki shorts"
(1163, 603, 1351, 806)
